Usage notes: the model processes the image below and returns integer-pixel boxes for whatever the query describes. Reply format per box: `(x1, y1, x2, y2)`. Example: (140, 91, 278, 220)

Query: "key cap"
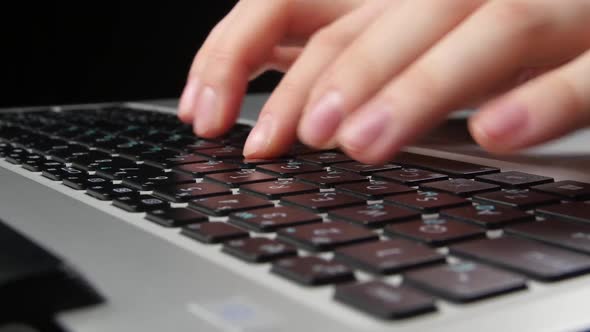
(222, 238, 297, 263)
(183, 140, 225, 151)
(440, 204, 534, 229)
(332, 162, 401, 175)
(450, 237, 590, 281)
(404, 261, 526, 303)
(328, 204, 420, 228)
(297, 151, 352, 165)
(42, 166, 85, 181)
(205, 169, 277, 188)
(143, 152, 208, 168)
(295, 170, 366, 188)
(272, 256, 355, 285)
(334, 281, 436, 319)
(384, 217, 485, 247)
(277, 221, 378, 252)
(189, 194, 274, 216)
(419, 179, 500, 197)
(335, 180, 415, 200)
(240, 179, 319, 200)
(153, 182, 231, 203)
(532, 180, 590, 200)
(476, 171, 553, 188)
(507, 219, 590, 255)
(22, 160, 62, 173)
(196, 146, 243, 159)
(536, 202, 590, 223)
(257, 161, 324, 176)
(122, 171, 195, 191)
(181, 222, 249, 244)
(112, 195, 169, 213)
(86, 184, 137, 201)
(94, 162, 145, 180)
(69, 151, 115, 171)
(384, 191, 469, 213)
(145, 208, 208, 227)
(174, 160, 241, 177)
(374, 168, 448, 185)
(63, 175, 109, 190)
(228, 158, 286, 168)
(394, 152, 499, 178)
(47, 144, 89, 163)
(229, 206, 322, 232)
(474, 189, 560, 210)
(334, 240, 445, 275)
(281, 192, 365, 213)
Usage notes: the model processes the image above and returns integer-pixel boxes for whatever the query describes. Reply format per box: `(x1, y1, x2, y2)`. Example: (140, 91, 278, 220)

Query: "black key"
(122, 171, 195, 191)
(374, 168, 448, 185)
(183, 140, 225, 151)
(196, 146, 243, 159)
(240, 179, 319, 200)
(272, 256, 355, 285)
(277, 221, 378, 252)
(419, 179, 500, 197)
(0, 220, 102, 317)
(47, 144, 90, 163)
(143, 153, 208, 168)
(281, 192, 365, 213)
(440, 204, 534, 229)
(450, 237, 590, 281)
(536, 202, 590, 224)
(229, 206, 322, 232)
(69, 151, 115, 171)
(507, 219, 590, 255)
(42, 166, 85, 181)
(332, 162, 400, 175)
(174, 160, 241, 177)
(394, 152, 499, 178)
(145, 208, 208, 227)
(205, 169, 277, 188)
(404, 261, 526, 303)
(384, 191, 469, 213)
(297, 151, 352, 165)
(112, 195, 169, 213)
(22, 160, 62, 173)
(153, 182, 231, 203)
(95, 162, 145, 180)
(181, 222, 249, 244)
(222, 238, 297, 263)
(115, 142, 160, 160)
(334, 240, 445, 275)
(63, 175, 109, 190)
(228, 158, 286, 168)
(295, 170, 366, 188)
(474, 189, 560, 210)
(532, 180, 590, 200)
(476, 171, 553, 188)
(86, 184, 137, 201)
(257, 161, 324, 176)
(384, 217, 485, 247)
(328, 204, 420, 229)
(335, 179, 415, 200)
(334, 281, 436, 319)
(189, 194, 274, 216)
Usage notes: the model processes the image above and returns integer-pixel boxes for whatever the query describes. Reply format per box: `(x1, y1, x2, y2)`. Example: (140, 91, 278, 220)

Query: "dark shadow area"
(0, 3, 282, 107)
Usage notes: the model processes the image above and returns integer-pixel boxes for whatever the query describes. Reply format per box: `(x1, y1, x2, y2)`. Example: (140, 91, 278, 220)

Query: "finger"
(337, 0, 589, 164)
(249, 46, 303, 81)
(470, 50, 590, 153)
(184, 0, 363, 137)
(297, 0, 485, 148)
(243, 0, 395, 158)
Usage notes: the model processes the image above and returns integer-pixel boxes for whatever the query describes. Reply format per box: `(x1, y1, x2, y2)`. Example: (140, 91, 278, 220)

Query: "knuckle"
(488, 0, 552, 37)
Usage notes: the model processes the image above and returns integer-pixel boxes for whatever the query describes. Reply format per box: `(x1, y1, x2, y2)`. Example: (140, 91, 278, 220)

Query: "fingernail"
(244, 114, 273, 157)
(178, 78, 201, 119)
(194, 85, 218, 136)
(299, 91, 343, 146)
(339, 102, 391, 153)
(474, 102, 528, 140)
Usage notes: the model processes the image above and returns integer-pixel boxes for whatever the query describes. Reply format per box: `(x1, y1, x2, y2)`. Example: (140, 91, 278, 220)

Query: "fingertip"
(468, 114, 518, 155)
(178, 78, 201, 124)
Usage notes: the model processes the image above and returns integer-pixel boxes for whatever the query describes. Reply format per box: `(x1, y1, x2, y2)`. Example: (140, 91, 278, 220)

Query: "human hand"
(179, 0, 590, 164)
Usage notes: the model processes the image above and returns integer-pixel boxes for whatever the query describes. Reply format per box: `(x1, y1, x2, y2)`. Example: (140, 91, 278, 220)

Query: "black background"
(0, 2, 282, 107)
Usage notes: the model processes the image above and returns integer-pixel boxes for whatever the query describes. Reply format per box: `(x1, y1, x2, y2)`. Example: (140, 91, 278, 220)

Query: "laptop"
(1, 96, 590, 332)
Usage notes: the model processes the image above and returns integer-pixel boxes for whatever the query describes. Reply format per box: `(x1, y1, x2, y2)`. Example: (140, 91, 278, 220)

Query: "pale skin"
(178, 0, 590, 164)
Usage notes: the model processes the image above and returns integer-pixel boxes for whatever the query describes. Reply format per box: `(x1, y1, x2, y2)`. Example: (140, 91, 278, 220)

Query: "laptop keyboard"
(1, 105, 590, 320)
